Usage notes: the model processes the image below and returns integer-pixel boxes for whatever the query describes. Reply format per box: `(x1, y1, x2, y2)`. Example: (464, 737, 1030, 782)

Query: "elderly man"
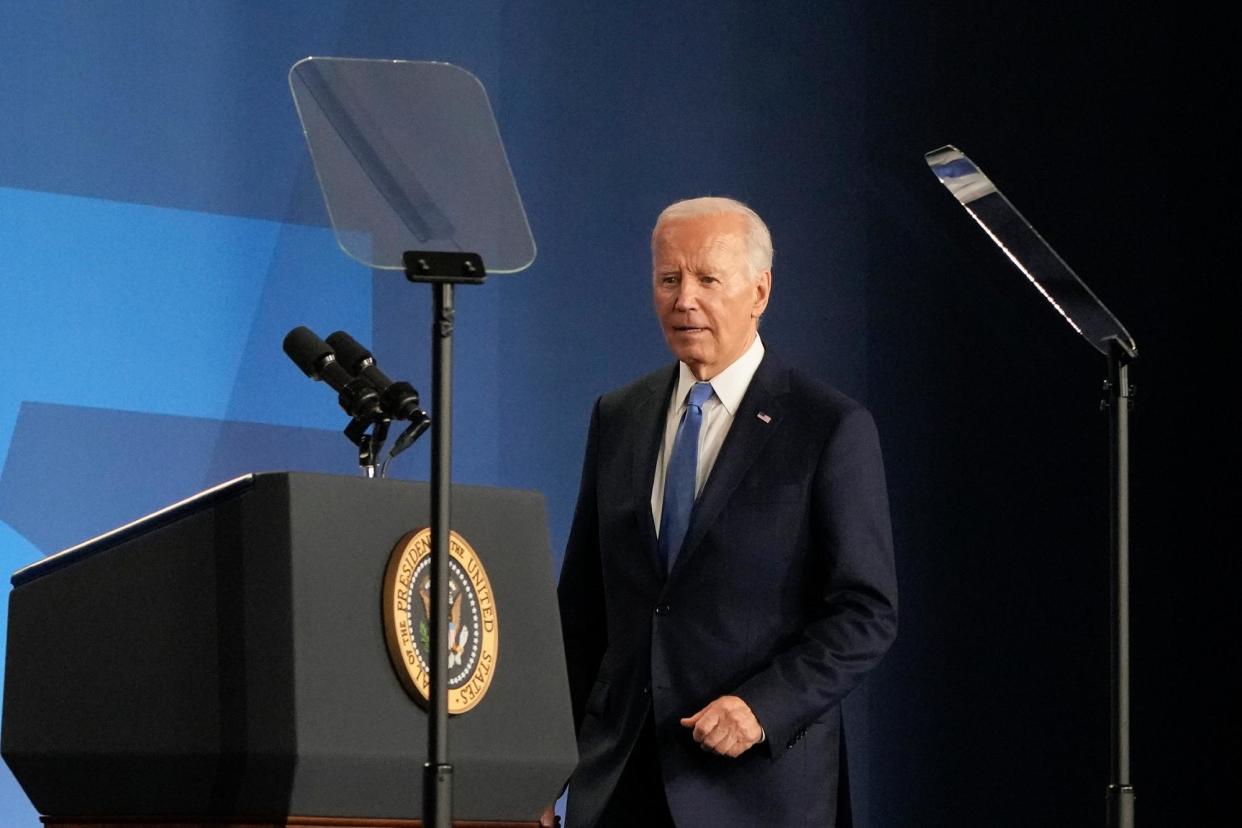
(555, 197, 897, 826)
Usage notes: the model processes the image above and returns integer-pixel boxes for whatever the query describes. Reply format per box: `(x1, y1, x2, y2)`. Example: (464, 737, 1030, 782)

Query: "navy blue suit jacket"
(558, 351, 897, 827)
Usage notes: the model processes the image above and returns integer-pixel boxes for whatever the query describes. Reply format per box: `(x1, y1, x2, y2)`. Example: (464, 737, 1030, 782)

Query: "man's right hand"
(680, 694, 764, 757)
(539, 804, 557, 827)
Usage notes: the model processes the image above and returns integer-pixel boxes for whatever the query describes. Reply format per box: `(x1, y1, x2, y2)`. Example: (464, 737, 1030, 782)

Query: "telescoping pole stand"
(1103, 340, 1136, 828)
(403, 250, 486, 828)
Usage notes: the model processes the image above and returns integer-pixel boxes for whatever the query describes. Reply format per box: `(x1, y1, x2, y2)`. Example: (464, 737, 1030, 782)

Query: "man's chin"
(669, 352, 718, 380)
(668, 345, 709, 366)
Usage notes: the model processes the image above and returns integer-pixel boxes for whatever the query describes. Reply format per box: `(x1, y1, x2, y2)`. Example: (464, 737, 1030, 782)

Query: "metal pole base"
(1106, 784, 1135, 828)
(424, 762, 454, 828)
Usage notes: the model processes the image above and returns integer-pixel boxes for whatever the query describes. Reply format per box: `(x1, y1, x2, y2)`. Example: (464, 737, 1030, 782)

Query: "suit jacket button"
(654, 604, 670, 616)
(643, 684, 651, 695)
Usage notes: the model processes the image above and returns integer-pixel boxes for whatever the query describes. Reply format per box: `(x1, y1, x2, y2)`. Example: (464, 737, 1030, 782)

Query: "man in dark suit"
(553, 197, 897, 827)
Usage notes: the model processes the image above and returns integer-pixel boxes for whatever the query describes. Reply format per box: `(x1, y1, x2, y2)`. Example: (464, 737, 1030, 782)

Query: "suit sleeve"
(734, 406, 898, 752)
(557, 398, 608, 730)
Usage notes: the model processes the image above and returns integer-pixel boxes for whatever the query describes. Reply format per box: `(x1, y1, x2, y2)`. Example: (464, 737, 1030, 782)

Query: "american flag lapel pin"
(756, 411, 772, 423)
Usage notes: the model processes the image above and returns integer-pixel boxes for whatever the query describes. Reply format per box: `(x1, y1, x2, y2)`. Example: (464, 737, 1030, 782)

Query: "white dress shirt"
(651, 333, 766, 533)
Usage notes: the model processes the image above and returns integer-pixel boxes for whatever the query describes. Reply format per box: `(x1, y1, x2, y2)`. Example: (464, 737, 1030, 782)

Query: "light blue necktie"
(658, 381, 713, 573)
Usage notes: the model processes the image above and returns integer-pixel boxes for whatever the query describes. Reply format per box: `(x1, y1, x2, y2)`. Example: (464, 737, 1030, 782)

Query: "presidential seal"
(382, 528, 499, 714)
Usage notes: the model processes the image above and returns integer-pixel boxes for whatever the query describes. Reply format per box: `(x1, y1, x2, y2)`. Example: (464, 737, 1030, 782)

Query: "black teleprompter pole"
(404, 251, 485, 828)
(425, 280, 454, 828)
(1105, 340, 1136, 828)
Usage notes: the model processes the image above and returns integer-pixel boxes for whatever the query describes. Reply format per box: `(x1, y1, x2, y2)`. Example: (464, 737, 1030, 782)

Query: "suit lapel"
(667, 353, 788, 583)
(633, 366, 678, 577)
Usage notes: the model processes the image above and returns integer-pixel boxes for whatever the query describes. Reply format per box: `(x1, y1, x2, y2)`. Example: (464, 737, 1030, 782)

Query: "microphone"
(325, 330, 425, 422)
(282, 326, 384, 420)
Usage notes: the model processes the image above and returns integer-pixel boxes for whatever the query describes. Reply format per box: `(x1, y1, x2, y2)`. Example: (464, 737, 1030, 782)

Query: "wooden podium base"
(43, 818, 544, 828)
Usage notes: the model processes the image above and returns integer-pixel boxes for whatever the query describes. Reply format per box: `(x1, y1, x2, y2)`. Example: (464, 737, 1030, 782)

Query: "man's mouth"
(674, 326, 707, 334)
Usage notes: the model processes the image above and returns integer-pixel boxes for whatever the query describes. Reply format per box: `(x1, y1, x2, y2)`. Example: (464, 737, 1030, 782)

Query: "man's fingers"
(714, 731, 740, 756)
(701, 723, 728, 751)
(680, 703, 711, 728)
(686, 711, 718, 742)
(699, 726, 745, 757)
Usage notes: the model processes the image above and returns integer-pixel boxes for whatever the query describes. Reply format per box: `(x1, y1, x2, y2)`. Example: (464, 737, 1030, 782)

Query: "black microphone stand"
(403, 249, 486, 828)
(344, 415, 389, 478)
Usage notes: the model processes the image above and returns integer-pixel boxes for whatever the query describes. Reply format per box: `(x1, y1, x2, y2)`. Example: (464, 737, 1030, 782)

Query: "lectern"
(1, 472, 577, 826)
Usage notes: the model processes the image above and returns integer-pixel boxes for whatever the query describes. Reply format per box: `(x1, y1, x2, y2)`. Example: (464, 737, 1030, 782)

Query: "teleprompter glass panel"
(290, 57, 535, 273)
(926, 145, 1135, 358)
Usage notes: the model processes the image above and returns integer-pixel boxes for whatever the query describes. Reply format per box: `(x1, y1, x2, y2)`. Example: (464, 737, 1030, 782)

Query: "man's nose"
(674, 280, 699, 310)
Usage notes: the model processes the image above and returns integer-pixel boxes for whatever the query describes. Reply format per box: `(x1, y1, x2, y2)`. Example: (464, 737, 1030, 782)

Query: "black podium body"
(1, 472, 577, 823)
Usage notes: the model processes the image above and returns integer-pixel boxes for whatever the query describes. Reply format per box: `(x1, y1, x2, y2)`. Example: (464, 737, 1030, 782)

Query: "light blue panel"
(0, 522, 39, 824)
(220, 218, 377, 429)
(0, 186, 370, 468)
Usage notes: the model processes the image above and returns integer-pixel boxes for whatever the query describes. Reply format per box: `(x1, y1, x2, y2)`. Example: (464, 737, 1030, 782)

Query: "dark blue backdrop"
(0, 2, 1219, 826)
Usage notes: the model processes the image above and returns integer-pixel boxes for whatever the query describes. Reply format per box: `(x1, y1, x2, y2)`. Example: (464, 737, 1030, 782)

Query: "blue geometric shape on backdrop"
(0, 403, 361, 560)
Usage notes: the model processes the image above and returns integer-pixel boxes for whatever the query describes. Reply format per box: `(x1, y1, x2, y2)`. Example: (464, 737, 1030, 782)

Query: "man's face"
(652, 212, 771, 380)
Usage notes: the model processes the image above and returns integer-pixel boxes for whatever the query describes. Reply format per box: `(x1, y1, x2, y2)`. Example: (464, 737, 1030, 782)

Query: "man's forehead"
(652, 213, 749, 260)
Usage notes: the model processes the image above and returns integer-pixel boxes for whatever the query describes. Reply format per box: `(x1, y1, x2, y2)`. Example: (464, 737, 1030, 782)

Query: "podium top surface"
(10, 473, 256, 588)
(10, 472, 548, 589)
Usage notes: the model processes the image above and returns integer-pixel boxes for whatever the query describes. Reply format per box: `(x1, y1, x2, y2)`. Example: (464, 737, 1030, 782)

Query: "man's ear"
(752, 270, 771, 318)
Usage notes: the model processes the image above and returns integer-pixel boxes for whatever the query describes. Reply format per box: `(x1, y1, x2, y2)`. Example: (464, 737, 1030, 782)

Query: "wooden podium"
(2, 473, 576, 826)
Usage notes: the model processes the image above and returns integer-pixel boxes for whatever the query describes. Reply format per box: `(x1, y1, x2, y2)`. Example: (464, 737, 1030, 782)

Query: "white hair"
(652, 196, 773, 280)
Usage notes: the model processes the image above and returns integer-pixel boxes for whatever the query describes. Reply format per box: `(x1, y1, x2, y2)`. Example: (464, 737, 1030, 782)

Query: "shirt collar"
(673, 333, 765, 416)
